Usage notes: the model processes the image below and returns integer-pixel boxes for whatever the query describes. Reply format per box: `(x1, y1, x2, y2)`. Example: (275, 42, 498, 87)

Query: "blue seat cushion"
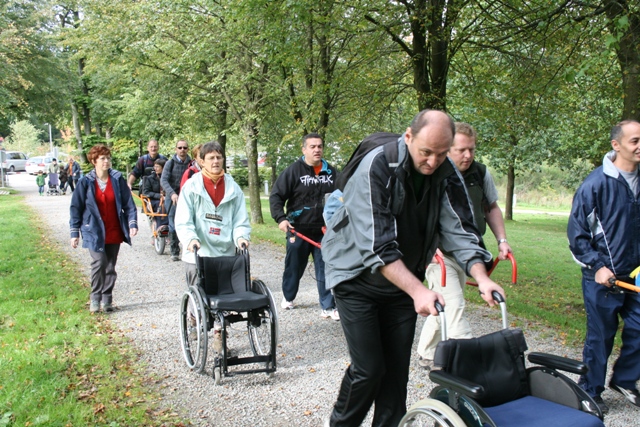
(208, 291, 269, 311)
(484, 396, 604, 427)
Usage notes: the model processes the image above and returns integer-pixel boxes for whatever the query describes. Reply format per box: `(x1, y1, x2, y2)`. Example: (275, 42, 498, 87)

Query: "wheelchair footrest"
(225, 355, 271, 367)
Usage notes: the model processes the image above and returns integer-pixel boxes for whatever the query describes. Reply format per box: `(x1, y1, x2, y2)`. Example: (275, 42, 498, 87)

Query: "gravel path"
(8, 172, 637, 426)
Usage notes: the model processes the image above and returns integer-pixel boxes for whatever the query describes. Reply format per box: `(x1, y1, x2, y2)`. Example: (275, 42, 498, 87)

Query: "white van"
(1, 151, 28, 172)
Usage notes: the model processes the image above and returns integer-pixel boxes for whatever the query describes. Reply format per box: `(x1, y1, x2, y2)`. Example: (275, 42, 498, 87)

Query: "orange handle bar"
(288, 229, 322, 249)
(466, 253, 517, 287)
(434, 253, 446, 288)
(613, 279, 640, 293)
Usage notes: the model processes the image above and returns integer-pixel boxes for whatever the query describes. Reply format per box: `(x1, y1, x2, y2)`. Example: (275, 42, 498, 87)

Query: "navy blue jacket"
(69, 169, 138, 252)
(568, 151, 640, 280)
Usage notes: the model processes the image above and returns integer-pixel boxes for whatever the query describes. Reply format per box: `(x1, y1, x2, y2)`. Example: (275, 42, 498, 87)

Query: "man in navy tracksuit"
(568, 119, 640, 414)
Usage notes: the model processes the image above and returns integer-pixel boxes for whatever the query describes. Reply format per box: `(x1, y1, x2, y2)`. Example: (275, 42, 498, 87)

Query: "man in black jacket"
(269, 133, 339, 320)
(161, 140, 191, 261)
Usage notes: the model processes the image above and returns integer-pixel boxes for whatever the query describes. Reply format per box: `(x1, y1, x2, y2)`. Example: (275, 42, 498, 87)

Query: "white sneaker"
(321, 308, 340, 321)
(281, 297, 294, 310)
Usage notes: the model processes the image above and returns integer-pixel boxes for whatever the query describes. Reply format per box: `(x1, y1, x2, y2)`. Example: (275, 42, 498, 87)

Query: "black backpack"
(324, 132, 402, 224)
(335, 132, 401, 191)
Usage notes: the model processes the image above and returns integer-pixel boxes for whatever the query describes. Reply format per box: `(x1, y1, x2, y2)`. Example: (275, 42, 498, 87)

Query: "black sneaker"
(593, 396, 609, 414)
(610, 382, 640, 407)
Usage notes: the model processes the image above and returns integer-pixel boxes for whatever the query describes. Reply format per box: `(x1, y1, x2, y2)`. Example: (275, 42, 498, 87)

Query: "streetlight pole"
(44, 123, 53, 156)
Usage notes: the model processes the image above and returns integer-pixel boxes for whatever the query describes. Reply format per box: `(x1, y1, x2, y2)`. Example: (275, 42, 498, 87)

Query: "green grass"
(0, 195, 184, 427)
(470, 214, 587, 346)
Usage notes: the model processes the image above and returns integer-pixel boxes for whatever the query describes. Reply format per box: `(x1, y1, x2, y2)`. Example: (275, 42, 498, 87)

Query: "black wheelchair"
(400, 293, 604, 427)
(179, 248, 277, 384)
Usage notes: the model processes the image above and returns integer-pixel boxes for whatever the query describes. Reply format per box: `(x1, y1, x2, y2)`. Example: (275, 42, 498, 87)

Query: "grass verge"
(0, 195, 185, 427)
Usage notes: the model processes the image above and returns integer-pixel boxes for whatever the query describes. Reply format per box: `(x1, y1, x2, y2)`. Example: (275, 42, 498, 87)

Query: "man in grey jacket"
(161, 140, 191, 261)
(321, 110, 505, 427)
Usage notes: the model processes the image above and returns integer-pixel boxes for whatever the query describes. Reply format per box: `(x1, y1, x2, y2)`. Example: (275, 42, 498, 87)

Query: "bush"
(228, 167, 271, 189)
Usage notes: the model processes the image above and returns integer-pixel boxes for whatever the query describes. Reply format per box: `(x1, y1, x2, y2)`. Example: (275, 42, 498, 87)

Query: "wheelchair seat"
(484, 395, 603, 427)
(400, 328, 604, 427)
(197, 254, 269, 311)
(180, 249, 277, 384)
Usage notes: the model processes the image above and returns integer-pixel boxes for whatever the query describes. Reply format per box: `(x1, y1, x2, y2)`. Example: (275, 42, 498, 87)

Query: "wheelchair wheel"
(398, 398, 466, 427)
(248, 280, 277, 357)
(179, 288, 208, 373)
(154, 235, 165, 255)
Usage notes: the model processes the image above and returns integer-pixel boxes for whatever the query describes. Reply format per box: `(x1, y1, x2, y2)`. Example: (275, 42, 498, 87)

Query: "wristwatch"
(497, 238, 508, 244)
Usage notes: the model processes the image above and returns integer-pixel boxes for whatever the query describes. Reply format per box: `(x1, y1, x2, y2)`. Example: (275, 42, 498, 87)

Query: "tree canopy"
(2, 0, 639, 221)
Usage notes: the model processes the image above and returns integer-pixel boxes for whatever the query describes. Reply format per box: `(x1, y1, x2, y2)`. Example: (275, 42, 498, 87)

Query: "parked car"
(1, 151, 28, 172)
(25, 156, 54, 175)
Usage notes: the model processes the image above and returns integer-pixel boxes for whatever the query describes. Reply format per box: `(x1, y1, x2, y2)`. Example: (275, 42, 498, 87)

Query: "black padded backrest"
(434, 328, 529, 407)
(196, 253, 248, 296)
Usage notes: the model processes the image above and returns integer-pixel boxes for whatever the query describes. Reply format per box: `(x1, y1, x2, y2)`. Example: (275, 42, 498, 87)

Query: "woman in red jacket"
(69, 144, 138, 313)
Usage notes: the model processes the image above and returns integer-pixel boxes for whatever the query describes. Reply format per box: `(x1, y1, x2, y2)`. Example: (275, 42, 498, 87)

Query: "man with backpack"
(127, 139, 168, 190)
(416, 122, 513, 370)
(161, 140, 191, 261)
(321, 110, 505, 427)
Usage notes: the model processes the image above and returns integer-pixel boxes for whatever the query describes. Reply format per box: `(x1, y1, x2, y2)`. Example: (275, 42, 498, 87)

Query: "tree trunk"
(78, 57, 92, 136)
(605, 1, 640, 120)
(70, 101, 83, 156)
(244, 120, 264, 224)
(505, 163, 516, 221)
(215, 105, 228, 165)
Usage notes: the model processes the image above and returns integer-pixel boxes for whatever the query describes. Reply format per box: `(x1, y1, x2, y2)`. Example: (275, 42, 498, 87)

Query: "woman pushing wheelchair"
(174, 140, 251, 287)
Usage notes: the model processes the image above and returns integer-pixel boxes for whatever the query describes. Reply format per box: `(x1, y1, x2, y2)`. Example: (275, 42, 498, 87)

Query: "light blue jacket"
(175, 172, 251, 264)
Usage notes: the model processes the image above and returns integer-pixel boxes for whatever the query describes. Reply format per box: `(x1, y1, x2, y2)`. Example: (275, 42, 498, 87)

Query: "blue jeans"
(282, 234, 334, 310)
(579, 276, 640, 396)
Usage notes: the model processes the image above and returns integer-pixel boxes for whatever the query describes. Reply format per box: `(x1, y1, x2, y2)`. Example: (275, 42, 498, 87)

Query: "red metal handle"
(289, 228, 322, 249)
(435, 253, 446, 288)
(466, 253, 517, 287)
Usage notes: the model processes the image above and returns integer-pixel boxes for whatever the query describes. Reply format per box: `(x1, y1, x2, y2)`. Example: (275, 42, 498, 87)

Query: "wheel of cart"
(133, 192, 169, 255)
(179, 247, 277, 384)
(399, 292, 604, 427)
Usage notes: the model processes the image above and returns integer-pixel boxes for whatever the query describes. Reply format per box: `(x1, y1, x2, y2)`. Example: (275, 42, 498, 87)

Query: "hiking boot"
(89, 300, 100, 313)
(418, 357, 434, 371)
(321, 308, 340, 321)
(610, 382, 640, 408)
(593, 395, 609, 414)
(101, 302, 113, 312)
(281, 297, 294, 310)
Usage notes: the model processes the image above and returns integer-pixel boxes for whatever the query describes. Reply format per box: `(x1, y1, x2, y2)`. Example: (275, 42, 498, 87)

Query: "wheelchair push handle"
(434, 300, 447, 343)
(492, 291, 508, 330)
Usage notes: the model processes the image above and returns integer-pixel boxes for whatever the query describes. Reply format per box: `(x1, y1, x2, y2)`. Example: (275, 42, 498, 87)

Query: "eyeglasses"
(177, 146, 189, 150)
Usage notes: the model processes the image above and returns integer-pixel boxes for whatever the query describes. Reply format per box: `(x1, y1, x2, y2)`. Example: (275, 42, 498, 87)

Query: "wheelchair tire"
(398, 398, 467, 427)
(248, 280, 278, 359)
(154, 235, 165, 255)
(179, 288, 208, 373)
